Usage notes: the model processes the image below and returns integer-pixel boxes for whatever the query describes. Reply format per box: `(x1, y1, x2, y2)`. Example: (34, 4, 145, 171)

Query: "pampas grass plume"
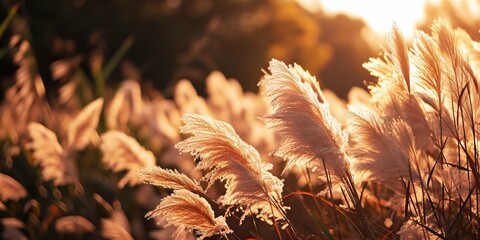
(146, 189, 231, 240)
(100, 130, 156, 188)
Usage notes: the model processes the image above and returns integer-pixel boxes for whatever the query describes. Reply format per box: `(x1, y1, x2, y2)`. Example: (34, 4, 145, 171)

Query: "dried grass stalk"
(146, 189, 231, 240)
(137, 166, 203, 193)
(0, 173, 27, 201)
(55, 216, 95, 234)
(1, 218, 27, 240)
(176, 113, 286, 224)
(388, 23, 410, 93)
(260, 59, 348, 182)
(101, 219, 134, 240)
(346, 109, 427, 192)
(66, 98, 103, 151)
(397, 220, 428, 240)
(106, 80, 142, 130)
(100, 130, 156, 187)
(174, 79, 210, 116)
(27, 122, 77, 186)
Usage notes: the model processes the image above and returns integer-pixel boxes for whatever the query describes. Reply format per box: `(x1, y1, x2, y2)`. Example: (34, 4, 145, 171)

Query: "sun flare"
(298, 0, 433, 38)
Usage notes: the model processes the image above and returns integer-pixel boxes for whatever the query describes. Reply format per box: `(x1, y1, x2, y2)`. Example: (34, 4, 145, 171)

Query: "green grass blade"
(0, 45, 8, 59)
(0, 4, 19, 40)
(103, 36, 135, 81)
(93, 36, 134, 98)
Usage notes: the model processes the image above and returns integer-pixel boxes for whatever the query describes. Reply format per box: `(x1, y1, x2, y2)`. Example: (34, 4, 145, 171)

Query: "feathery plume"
(347, 86, 372, 109)
(364, 26, 433, 151)
(27, 123, 78, 186)
(137, 166, 203, 193)
(142, 98, 182, 145)
(410, 19, 479, 142)
(1, 218, 25, 229)
(66, 98, 104, 151)
(176, 113, 286, 224)
(174, 79, 210, 116)
(411, 31, 442, 103)
(106, 80, 142, 130)
(388, 23, 410, 93)
(55, 216, 95, 234)
(101, 201, 133, 240)
(260, 59, 348, 181)
(435, 20, 480, 136)
(397, 220, 426, 240)
(206, 71, 243, 119)
(1, 218, 27, 240)
(58, 79, 79, 107)
(146, 189, 231, 240)
(375, 83, 433, 151)
(0, 173, 27, 201)
(100, 131, 156, 188)
(101, 219, 133, 240)
(346, 109, 428, 192)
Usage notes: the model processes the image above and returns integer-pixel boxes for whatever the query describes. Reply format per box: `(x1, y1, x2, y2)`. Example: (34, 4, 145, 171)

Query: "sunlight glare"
(297, 0, 432, 39)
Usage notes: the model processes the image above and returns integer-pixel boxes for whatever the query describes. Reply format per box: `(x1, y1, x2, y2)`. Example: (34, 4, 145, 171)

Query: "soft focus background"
(2, 0, 478, 101)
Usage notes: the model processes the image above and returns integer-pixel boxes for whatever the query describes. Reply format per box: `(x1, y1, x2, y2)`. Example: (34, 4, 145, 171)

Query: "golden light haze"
(297, 0, 440, 38)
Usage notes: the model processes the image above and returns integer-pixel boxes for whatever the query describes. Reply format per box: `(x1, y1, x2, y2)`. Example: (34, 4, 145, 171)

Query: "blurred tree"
(2, 0, 376, 99)
(419, 0, 480, 40)
(318, 13, 377, 98)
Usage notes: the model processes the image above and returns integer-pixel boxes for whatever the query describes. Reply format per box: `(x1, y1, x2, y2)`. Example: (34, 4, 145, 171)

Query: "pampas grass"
(137, 166, 203, 193)
(66, 98, 104, 151)
(27, 122, 74, 186)
(54, 216, 95, 234)
(260, 59, 347, 181)
(27, 98, 103, 189)
(101, 218, 134, 240)
(0, 173, 27, 201)
(100, 130, 156, 187)
(3, 15, 480, 239)
(146, 189, 231, 240)
(106, 80, 142, 131)
(101, 201, 133, 240)
(175, 113, 287, 225)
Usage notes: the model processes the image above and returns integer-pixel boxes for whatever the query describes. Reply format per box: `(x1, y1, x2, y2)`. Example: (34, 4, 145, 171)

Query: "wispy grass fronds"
(0, 173, 27, 201)
(260, 59, 377, 237)
(66, 98, 104, 151)
(141, 97, 182, 146)
(146, 189, 231, 240)
(27, 123, 75, 186)
(101, 219, 134, 240)
(397, 220, 427, 240)
(360, 19, 480, 238)
(55, 216, 95, 235)
(100, 131, 156, 187)
(106, 80, 142, 130)
(412, 19, 480, 141)
(388, 23, 410, 93)
(176, 113, 286, 224)
(100, 201, 133, 240)
(27, 98, 103, 188)
(174, 79, 211, 116)
(206, 71, 244, 119)
(137, 166, 203, 193)
(346, 109, 427, 192)
(364, 26, 433, 151)
(1, 217, 27, 240)
(260, 59, 348, 182)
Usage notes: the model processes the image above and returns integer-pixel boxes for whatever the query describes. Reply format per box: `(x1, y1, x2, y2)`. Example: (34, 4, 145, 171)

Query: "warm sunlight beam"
(298, 0, 435, 39)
